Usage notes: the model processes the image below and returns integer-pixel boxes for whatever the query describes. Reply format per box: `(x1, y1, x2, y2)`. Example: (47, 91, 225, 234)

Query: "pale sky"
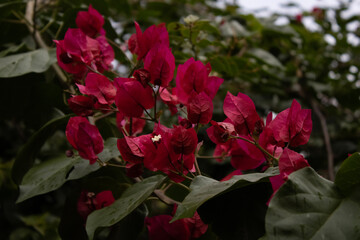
(237, 0, 360, 17)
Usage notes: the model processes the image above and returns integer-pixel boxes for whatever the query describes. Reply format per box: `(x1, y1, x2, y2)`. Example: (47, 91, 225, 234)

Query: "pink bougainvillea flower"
(117, 134, 150, 164)
(267, 148, 309, 203)
(223, 92, 262, 136)
(141, 124, 195, 182)
(213, 139, 234, 162)
(174, 58, 223, 104)
(114, 77, 154, 117)
(145, 215, 191, 240)
(54, 28, 101, 74)
(76, 5, 104, 38)
(206, 120, 235, 144)
(116, 112, 146, 136)
(146, 205, 207, 240)
(170, 125, 198, 155)
(68, 95, 94, 116)
(268, 99, 312, 147)
(159, 87, 179, 115)
(95, 35, 114, 72)
(129, 22, 169, 60)
(144, 44, 175, 87)
(230, 138, 265, 170)
(66, 116, 103, 164)
(77, 72, 116, 105)
(279, 148, 309, 180)
(187, 92, 213, 125)
(55, 39, 86, 74)
(288, 100, 312, 146)
(77, 190, 115, 221)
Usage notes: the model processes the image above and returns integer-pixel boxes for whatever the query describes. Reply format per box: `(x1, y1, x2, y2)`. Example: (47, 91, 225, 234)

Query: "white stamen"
(151, 134, 162, 143)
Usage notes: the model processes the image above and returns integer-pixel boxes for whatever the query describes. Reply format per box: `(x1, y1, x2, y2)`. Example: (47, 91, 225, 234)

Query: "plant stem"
(194, 159, 201, 175)
(170, 180, 191, 191)
(232, 135, 279, 162)
(169, 170, 193, 181)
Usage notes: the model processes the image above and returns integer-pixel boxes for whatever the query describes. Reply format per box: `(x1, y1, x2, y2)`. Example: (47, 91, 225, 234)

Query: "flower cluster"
(57, 6, 313, 239)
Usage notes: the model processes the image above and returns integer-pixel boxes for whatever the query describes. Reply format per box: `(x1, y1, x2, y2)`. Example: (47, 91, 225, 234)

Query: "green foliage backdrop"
(0, 0, 359, 239)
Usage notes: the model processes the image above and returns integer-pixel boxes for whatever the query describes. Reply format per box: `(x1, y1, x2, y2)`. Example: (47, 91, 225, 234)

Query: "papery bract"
(288, 100, 312, 146)
(117, 138, 143, 164)
(130, 22, 169, 60)
(114, 77, 154, 117)
(66, 116, 103, 164)
(187, 92, 213, 125)
(206, 120, 235, 144)
(159, 87, 178, 115)
(269, 100, 312, 147)
(77, 72, 116, 105)
(279, 148, 309, 179)
(77, 190, 114, 221)
(68, 95, 94, 116)
(223, 92, 262, 136)
(145, 215, 191, 240)
(55, 28, 102, 74)
(54, 39, 86, 74)
(144, 44, 175, 87)
(116, 112, 146, 136)
(76, 5, 104, 38)
(170, 125, 198, 155)
(174, 58, 223, 104)
(230, 138, 265, 170)
(95, 35, 114, 72)
(142, 124, 195, 182)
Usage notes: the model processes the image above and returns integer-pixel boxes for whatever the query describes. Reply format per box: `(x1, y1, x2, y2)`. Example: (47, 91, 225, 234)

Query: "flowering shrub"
(12, 4, 360, 240)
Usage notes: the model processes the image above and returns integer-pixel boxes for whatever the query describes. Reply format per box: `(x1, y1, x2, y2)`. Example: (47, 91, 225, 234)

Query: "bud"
(65, 150, 74, 158)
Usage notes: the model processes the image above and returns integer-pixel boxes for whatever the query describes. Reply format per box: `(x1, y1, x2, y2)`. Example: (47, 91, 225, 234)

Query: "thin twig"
(311, 98, 334, 181)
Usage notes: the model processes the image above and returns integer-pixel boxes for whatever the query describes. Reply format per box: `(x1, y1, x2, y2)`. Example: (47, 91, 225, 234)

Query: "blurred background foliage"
(0, 0, 359, 239)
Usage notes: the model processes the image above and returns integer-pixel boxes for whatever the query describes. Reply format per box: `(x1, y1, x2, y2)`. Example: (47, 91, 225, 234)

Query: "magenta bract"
(77, 72, 116, 105)
(76, 5, 104, 38)
(114, 77, 154, 117)
(66, 116, 103, 164)
(223, 92, 262, 136)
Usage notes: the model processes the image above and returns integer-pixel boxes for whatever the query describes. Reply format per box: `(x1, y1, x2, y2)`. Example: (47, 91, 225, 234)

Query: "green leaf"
(335, 152, 360, 196)
(16, 138, 119, 203)
(172, 167, 278, 222)
(0, 42, 25, 57)
(86, 175, 166, 240)
(12, 114, 72, 185)
(246, 48, 284, 69)
(265, 167, 360, 239)
(0, 49, 57, 78)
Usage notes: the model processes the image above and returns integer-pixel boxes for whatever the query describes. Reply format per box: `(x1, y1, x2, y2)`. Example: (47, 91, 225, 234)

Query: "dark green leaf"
(265, 167, 360, 239)
(0, 49, 57, 78)
(0, 42, 25, 57)
(12, 114, 72, 185)
(246, 48, 284, 69)
(335, 152, 360, 196)
(16, 138, 119, 203)
(172, 167, 278, 221)
(86, 175, 166, 240)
